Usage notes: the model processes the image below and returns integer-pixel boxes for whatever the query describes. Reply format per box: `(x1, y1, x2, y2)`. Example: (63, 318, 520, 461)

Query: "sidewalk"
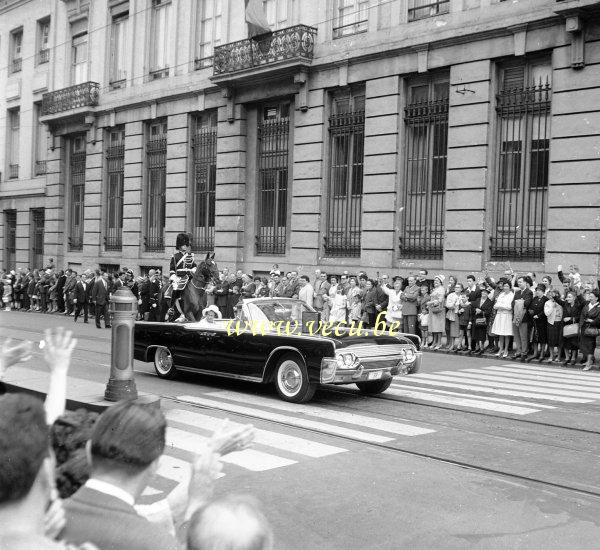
(2, 365, 157, 412)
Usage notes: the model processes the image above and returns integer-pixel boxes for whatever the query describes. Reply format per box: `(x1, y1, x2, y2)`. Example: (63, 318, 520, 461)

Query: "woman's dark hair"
(536, 283, 546, 293)
(91, 400, 166, 471)
(590, 289, 600, 300)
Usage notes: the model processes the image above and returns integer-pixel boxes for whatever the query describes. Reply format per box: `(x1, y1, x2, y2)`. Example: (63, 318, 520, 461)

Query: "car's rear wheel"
(154, 347, 178, 379)
(274, 354, 316, 403)
(356, 378, 393, 395)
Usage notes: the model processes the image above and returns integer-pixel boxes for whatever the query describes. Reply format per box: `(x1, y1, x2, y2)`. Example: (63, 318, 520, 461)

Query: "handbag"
(584, 327, 600, 337)
(429, 302, 442, 314)
(475, 317, 487, 326)
(562, 324, 579, 338)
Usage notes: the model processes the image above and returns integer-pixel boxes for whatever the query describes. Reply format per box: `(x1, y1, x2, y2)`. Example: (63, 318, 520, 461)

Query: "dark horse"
(178, 252, 220, 322)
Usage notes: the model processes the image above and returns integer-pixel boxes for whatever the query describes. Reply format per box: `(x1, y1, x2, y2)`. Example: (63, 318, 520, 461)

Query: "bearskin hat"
(176, 233, 190, 249)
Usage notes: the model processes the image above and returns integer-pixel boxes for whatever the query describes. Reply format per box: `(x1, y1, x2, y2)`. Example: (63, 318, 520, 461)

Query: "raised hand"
(0, 339, 33, 378)
(42, 327, 77, 375)
(208, 418, 255, 456)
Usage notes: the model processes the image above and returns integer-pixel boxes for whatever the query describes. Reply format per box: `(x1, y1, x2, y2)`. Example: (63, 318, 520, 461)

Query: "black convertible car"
(134, 298, 421, 403)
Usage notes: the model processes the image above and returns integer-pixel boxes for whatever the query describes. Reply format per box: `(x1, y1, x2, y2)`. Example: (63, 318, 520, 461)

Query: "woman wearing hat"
(426, 275, 447, 350)
(198, 304, 222, 327)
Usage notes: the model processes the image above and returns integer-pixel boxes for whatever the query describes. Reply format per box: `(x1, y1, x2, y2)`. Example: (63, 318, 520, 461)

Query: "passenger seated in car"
(199, 305, 222, 327)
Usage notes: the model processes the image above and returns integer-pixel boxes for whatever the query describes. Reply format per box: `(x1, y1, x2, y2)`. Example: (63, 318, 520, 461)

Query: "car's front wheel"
(154, 347, 178, 379)
(356, 378, 393, 395)
(274, 354, 316, 403)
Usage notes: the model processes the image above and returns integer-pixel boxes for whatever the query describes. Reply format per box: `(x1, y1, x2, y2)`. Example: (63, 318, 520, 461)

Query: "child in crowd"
(458, 291, 472, 352)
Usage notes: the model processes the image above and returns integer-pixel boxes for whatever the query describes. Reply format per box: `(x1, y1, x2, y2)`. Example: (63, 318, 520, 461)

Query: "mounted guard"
(167, 233, 197, 322)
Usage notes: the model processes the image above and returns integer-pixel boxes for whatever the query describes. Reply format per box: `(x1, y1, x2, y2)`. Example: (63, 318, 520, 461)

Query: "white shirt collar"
(86, 478, 135, 507)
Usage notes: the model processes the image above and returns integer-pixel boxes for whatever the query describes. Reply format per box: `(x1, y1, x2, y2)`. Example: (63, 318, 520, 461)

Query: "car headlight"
(336, 352, 358, 369)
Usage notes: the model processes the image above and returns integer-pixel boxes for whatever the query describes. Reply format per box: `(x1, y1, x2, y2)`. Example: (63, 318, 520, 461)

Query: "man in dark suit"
(73, 274, 89, 323)
(56, 269, 66, 313)
(147, 270, 161, 321)
(86, 274, 95, 318)
(465, 274, 482, 350)
(61, 401, 178, 550)
(91, 271, 111, 329)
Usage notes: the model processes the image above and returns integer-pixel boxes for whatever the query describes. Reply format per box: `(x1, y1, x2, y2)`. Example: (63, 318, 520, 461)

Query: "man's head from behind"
(188, 495, 273, 550)
(0, 393, 53, 507)
(88, 400, 166, 491)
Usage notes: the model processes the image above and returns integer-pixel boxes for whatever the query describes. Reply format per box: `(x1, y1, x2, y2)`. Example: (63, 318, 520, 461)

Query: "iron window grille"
(105, 128, 125, 251)
(38, 48, 50, 64)
(31, 209, 45, 269)
(491, 63, 551, 262)
(256, 102, 290, 256)
(400, 81, 449, 260)
(4, 210, 17, 269)
(408, 0, 450, 22)
(8, 165, 19, 179)
(69, 136, 86, 252)
(191, 112, 217, 253)
(325, 89, 365, 257)
(145, 121, 167, 252)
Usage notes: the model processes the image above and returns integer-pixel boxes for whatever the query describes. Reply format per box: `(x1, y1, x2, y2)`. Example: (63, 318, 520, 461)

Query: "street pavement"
(2, 310, 600, 549)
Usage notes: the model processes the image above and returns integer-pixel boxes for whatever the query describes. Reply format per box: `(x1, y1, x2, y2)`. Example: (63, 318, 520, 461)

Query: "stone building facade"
(1, 0, 599, 279)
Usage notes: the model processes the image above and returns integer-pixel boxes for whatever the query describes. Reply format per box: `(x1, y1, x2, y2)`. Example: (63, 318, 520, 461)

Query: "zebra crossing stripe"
(205, 390, 435, 437)
(386, 386, 542, 415)
(392, 380, 556, 409)
(427, 371, 600, 399)
(176, 395, 396, 443)
(166, 426, 297, 471)
(397, 375, 592, 403)
(165, 409, 347, 458)
(462, 368, 600, 389)
(495, 364, 600, 382)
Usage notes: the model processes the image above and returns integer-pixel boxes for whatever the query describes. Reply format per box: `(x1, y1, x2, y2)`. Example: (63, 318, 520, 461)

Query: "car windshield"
(247, 301, 312, 323)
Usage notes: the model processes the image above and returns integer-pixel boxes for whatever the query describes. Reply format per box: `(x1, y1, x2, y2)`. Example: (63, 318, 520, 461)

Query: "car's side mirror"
(301, 310, 320, 333)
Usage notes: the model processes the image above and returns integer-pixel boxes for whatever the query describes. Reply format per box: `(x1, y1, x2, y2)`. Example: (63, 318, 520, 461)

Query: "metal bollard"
(105, 288, 139, 401)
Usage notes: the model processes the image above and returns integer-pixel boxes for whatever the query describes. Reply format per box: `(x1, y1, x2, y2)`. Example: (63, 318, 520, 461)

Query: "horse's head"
(194, 252, 220, 286)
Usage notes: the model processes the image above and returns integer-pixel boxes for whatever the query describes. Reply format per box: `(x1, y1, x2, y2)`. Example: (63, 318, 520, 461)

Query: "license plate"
(367, 370, 382, 380)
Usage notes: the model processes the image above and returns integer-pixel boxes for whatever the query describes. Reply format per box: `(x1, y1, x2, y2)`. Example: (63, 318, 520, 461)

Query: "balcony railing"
(38, 48, 50, 64)
(11, 57, 22, 73)
(213, 24, 317, 76)
(144, 234, 164, 252)
(41, 81, 99, 116)
(104, 233, 122, 251)
(408, 0, 450, 21)
(9, 164, 19, 179)
(34, 160, 47, 176)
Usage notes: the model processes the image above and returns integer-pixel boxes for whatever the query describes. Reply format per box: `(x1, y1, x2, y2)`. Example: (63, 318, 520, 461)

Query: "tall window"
(325, 88, 364, 257)
(263, 0, 290, 30)
(8, 108, 20, 180)
(408, 0, 450, 22)
(333, 0, 368, 38)
(34, 104, 47, 176)
(37, 18, 50, 64)
(196, 0, 222, 69)
(71, 33, 89, 84)
(145, 120, 167, 252)
(491, 60, 551, 261)
(149, 0, 171, 79)
(191, 112, 217, 252)
(10, 29, 23, 73)
(257, 102, 290, 255)
(401, 79, 449, 259)
(105, 127, 125, 251)
(69, 136, 86, 251)
(30, 209, 45, 269)
(109, 13, 129, 88)
(4, 211, 17, 269)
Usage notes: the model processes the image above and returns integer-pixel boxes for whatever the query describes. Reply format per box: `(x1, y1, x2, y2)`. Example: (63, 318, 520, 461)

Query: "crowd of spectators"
(2, 260, 599, 370)
(0, 329, 272, 550)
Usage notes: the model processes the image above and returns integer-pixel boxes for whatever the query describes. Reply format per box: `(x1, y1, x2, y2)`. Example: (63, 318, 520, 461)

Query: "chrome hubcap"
(278, 361, 302, 396)
(156, 349, 172, 374)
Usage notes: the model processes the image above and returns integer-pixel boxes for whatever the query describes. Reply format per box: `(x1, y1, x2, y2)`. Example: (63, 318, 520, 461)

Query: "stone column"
(122, 121, 144, 264)
(44, 136, 66, 267)
(362, 76, 400, 271)
(82, 130, 103, 264)
(444, 60, 493, 273)
(214, 102, 247, 268)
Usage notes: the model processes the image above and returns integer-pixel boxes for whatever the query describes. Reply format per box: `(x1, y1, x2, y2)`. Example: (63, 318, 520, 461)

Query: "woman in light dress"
(444, 282, 462, 351)
(346, 277, 363, 324)
(491, 281, 515, 357)
(329, 284, 348, 323)
(427, 275, 447, 350)
(381, 276, 404, 330)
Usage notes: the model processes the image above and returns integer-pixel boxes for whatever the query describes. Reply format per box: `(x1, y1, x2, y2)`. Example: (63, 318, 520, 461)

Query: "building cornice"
(0, 0, 34, 15)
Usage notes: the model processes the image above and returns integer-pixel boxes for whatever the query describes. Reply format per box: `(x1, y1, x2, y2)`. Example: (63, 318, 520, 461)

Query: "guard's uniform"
(168, 233, 197, 320)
